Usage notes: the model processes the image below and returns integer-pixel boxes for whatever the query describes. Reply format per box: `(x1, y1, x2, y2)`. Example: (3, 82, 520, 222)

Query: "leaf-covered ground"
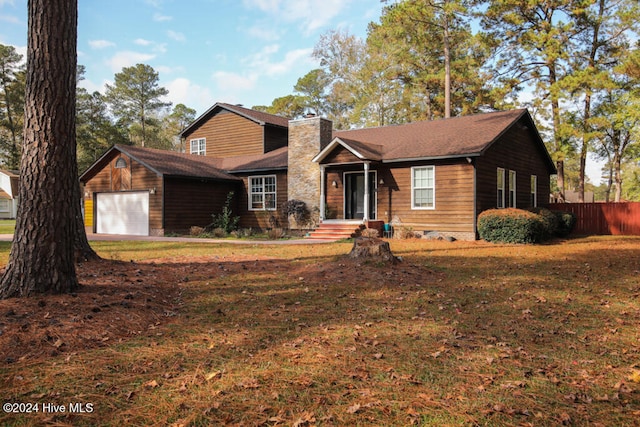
(0, 236, 639, 426)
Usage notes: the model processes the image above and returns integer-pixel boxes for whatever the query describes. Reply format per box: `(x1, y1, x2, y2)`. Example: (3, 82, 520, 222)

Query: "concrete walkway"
(0, 233, 337, 245)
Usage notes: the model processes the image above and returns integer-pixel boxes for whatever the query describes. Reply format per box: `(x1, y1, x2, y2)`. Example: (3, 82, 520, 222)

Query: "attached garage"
(96, 191, 149, 236)
(81, 145, 242, 236)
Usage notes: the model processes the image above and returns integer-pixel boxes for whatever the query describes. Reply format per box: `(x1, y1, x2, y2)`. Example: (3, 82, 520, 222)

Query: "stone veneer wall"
(287, 116, 333, 227)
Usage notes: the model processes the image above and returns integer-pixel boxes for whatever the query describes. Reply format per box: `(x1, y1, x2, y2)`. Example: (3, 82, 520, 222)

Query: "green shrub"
(530, 207, 559, 239)
(281, 199, 310, 228)
(478, 208, 544, 244)
(555, 211, 577, 237)
(211, 192, 240, 233)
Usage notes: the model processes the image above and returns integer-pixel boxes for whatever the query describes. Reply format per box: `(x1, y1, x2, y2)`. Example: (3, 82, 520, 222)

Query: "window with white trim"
(190, 138, 206, 155)
(509, 170, 516, 208)
(497, 168, 505, 208)
(249, 175, 277, 210)
(411, 166, 435, 209)
(530, 175, 537, 207)
(0, 199, 9, 212)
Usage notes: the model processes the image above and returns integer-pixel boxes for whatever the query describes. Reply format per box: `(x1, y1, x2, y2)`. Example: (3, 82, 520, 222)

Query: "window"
(0, 199, 8, 212)
(249, 175, 277, 210)
(411, 166, 435, 209)
(115, 158, 127, 168)
(509, 170, 516, 208)
(190, 138, 206, 155)
(497, 168, 505, 208)
(531, 175, 537, 207)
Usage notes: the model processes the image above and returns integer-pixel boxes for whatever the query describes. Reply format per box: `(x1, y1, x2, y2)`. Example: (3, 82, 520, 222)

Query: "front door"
(345, 172, 376, 220)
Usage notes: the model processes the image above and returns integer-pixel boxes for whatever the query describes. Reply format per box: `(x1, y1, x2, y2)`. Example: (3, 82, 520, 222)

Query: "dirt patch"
(0, 252, 436, 365)
(0, 258, 187, 364)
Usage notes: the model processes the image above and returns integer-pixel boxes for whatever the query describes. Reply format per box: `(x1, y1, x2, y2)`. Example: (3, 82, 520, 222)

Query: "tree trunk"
(348, 237, 400, 264)
(0, 0, 80, 298)
(442, 2, 451, 119)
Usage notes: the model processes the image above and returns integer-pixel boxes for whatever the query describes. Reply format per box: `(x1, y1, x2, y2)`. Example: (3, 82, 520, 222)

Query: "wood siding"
(186, 110, 265, 157)
(235, 171, 288, 229)
(383, 161, 475, 233)
(83, 153, 163, 232)
(264, 126, 288, 153)
(324, 161, 475, 234)
(163, 178, 240, 233)
(323, 146, 362, 164)
(475, 125, 552, 217)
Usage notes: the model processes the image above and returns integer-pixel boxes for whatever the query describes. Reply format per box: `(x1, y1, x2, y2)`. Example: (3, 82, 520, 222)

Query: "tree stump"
(348, 237, 400, 264)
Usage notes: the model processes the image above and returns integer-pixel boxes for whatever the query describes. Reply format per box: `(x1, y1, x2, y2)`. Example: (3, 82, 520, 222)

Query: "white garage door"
(96, 191, 149, 236)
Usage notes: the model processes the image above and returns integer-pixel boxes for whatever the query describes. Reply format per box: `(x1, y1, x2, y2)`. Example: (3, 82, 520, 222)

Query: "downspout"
(319, 165, 326, 222)
(363, 162, 370, 222)
(161, 175, 165, 234)
(470, 158, 477, 239)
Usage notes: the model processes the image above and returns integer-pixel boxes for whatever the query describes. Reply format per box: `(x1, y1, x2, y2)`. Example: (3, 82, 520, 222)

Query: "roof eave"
(180, 103, 288, 138)
(114, 145, 165, 177)
(382, 153, 482, 164)
(227, 166, 288, 174)
(313, 137, 370, 163)
(164, 174, 242, 182)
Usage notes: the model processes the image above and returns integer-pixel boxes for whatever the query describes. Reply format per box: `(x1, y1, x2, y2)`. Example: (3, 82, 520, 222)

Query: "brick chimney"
(287, 116, 333, 224)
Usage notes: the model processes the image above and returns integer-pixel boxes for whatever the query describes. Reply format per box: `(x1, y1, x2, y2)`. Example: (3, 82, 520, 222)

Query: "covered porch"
(318, 162, 382, 222)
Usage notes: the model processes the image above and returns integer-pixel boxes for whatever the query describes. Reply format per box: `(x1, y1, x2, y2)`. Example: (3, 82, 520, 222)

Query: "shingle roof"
(114, 145, 241, 181)
(80, 144, 289, 183)
(330, 109, 532, 162)
(217, 103, 290, 128)
(220, 146, 288, 172)
(180, 102, 290, 138)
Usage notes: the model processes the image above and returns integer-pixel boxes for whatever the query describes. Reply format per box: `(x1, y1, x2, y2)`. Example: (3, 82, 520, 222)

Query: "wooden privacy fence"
(548, 202, 640, 236)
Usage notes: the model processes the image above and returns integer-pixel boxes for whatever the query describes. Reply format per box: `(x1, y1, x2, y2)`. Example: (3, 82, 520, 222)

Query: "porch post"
(319, 165, 326, 222)
(363, 162, 370, 222)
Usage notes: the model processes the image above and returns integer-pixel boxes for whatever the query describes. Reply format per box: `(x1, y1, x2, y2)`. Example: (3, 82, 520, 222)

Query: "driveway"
(0, 233, 336, 245)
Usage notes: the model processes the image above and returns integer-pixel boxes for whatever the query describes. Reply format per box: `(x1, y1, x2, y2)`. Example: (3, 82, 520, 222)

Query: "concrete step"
(306, 222, 362, 240)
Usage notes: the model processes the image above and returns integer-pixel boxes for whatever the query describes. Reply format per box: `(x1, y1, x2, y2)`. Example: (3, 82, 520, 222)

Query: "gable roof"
(80, 144, 289, 183)
(180, 102, 290, 138)
(315, 109, 553, 171)
(219, 146, 288, 173)
(80, 145, 242, 183)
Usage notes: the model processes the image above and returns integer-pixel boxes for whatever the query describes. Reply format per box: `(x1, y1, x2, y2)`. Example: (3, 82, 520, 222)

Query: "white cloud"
(0, 14, 20, 25)
(212, 71, 257, 92)
(78, 77, 111, 95)
(0, 0, 16, 6)
(133, 38, 166, 53)
(242, 0, 350, 34)
(88, 39, 115, 49)
(167, 30, 186, 42)
(134, 38, 153, 46)
(165, 77, 214, 114)
(106, 51, 156, 72)
(156, 65, 185, 75)
(153, 12, 172, 22)
(244, 45, 314, 77)
(246, 25, 281, 42)
(242, 0, 278, 13)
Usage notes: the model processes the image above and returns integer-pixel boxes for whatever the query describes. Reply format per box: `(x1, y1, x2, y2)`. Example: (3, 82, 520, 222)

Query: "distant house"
(80, 104, 555, 240)
(0, 170, 19, 219)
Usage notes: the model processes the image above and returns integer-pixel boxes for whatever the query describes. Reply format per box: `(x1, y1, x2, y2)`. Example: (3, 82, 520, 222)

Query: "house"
(80, 103, 289, 235)
(0, 170, 19, 219)
(80, 103, 555, 240)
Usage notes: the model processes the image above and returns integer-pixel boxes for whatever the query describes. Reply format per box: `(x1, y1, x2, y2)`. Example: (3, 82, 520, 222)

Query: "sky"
(0, 0, 606, 183)
(0, 0, 381, 116)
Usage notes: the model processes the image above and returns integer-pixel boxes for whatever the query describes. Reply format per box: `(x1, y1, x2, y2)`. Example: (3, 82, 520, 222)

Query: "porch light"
(332, 180, 338, 188)
(379, 178, 384, 186)
(149, 187, 156, 195)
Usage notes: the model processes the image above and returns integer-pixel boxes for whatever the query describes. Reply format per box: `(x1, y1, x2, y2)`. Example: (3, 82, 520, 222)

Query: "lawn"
(0, 220, 15, 234)
(0, 236, 639, 426)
